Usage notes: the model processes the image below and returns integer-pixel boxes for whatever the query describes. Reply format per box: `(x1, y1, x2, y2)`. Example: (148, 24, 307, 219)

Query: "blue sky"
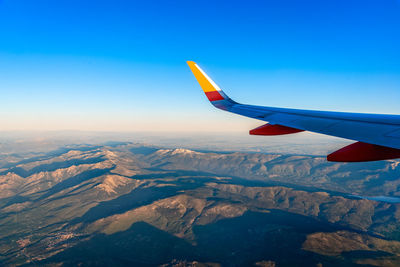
(0, 0, 399, 132)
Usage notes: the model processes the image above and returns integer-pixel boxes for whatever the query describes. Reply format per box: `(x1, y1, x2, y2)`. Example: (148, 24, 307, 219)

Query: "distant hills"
(0, 142, 399, 266)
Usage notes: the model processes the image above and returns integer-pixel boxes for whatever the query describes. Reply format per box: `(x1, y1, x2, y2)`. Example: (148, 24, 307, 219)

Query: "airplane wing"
(187, 61, 400, 162)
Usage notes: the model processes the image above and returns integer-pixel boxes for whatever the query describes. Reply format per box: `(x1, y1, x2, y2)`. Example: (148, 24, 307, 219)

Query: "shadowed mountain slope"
(0, 143, 399, 266)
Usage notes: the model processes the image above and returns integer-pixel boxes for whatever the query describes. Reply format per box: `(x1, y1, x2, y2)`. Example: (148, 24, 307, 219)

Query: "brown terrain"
(0, 143, 399, 266)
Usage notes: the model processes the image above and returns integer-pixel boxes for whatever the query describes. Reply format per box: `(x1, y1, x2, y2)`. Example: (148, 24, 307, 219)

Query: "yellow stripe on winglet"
(187, 61, 220, 93)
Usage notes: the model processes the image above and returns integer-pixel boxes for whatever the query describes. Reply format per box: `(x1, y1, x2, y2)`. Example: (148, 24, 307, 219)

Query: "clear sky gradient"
(0, 0, 399, 133)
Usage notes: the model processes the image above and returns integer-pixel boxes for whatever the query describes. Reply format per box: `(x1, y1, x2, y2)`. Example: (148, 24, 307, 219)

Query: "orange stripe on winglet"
(187, 61, 220, 93)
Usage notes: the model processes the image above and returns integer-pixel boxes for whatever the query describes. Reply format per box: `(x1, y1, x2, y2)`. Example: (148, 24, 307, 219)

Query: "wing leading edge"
(187, 61, 400, 162)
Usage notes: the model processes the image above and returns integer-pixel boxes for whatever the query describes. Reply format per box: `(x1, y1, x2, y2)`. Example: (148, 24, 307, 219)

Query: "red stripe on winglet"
(327, 141, 400, 162)
(205, 91, 224, 101)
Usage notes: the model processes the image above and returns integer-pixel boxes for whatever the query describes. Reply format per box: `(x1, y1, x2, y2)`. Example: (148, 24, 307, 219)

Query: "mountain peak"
(171, 148, 198, 155)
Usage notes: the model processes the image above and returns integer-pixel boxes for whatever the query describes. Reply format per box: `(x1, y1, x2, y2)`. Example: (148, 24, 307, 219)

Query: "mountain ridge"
(0, 142, 399, 266)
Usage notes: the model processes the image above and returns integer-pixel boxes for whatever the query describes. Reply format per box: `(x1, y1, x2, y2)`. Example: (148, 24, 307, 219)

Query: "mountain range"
(0, 142, 400, 266)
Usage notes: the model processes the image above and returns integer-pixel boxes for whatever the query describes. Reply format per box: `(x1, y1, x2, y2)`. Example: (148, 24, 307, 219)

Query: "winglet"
(187, 61, 227, 102)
